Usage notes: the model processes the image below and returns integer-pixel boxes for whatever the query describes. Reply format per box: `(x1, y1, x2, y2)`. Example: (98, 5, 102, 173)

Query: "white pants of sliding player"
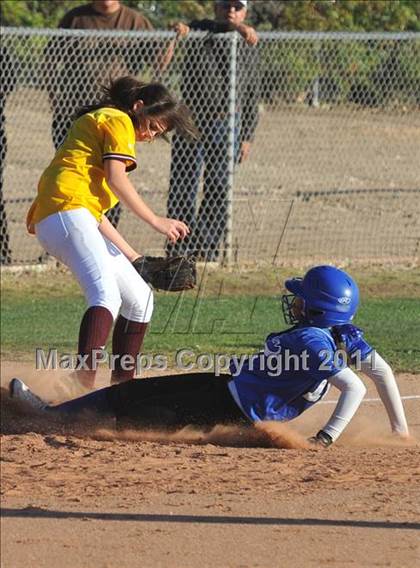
(35, 208, 153, 323)
(322, 352, 409, 441)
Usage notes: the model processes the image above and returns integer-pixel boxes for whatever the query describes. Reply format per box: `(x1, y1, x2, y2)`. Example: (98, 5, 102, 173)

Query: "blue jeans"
(167, 116, 240, 260)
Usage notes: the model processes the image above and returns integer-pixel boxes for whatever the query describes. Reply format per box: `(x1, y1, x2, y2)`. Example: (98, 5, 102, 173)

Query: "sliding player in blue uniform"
(10, 266, 409, 446)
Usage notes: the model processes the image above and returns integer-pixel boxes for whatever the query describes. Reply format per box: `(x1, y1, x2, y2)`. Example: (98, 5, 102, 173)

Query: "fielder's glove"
(308, 430, 333, 447)
(132, 255, 197, 292)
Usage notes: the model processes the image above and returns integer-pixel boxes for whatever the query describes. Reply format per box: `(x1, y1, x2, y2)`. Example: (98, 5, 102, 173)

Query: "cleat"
(9, 378, 47, 412)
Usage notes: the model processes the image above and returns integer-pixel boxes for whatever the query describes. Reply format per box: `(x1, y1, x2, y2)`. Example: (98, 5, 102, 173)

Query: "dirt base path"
(1, 362, 419, 568)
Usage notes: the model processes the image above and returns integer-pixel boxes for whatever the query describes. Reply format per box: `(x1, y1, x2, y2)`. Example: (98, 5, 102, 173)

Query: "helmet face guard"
(281, 277, 304, 325)
(281, 293, 300, 325)
(281, 266, 359, 328)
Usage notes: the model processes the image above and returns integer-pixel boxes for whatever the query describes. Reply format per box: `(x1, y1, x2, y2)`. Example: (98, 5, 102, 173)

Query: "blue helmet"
(282, 265, 359, 328)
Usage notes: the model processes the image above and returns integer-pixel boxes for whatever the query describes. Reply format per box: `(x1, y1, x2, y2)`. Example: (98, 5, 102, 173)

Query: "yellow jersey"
(27, 107, 137, 233)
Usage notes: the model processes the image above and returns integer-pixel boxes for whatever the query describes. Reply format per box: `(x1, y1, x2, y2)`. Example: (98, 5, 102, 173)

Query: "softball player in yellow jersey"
(27, 76, 199, 389)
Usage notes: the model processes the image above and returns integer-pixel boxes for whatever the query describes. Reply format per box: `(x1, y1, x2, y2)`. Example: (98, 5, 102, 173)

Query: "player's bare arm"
(104, 158, 189, 243)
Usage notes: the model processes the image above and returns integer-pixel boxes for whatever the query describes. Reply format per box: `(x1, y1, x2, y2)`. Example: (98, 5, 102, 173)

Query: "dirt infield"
(1, 362, 419, 567)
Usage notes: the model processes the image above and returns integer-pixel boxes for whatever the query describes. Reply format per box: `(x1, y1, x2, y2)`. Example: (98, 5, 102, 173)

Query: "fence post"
(223, 31, 238, 266)
(311, 40, 320, 108)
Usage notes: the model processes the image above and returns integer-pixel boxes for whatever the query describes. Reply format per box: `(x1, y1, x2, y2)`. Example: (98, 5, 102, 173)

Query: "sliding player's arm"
(360, 352, 409, 436)
(334, 324, 409, 437)
(312, 367, 367, 446)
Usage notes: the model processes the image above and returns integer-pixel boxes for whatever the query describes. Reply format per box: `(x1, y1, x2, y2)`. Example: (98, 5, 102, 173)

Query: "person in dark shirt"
(59, 0, 153, 31)
(165, 0, 260, 261)
(44, 1, 154, 230)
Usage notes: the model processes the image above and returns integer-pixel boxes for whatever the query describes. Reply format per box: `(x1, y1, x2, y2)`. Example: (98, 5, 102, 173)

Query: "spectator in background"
(45, 0, 154, 229)
(0, 45, 17, 265)
(165, 0, 260, 261)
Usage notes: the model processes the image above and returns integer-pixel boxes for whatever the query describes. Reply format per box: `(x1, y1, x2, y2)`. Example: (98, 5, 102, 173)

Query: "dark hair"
(74, 76, 200, 141)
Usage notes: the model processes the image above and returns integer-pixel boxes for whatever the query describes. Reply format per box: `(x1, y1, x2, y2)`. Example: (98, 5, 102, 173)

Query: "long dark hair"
(74, 76, 200, 141)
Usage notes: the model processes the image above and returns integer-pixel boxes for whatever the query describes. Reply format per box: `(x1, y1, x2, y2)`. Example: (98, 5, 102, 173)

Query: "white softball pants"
(35, 208, 153, 323)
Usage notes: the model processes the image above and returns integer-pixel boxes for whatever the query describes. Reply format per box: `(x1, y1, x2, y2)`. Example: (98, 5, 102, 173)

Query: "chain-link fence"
(1, 28, 419, 266)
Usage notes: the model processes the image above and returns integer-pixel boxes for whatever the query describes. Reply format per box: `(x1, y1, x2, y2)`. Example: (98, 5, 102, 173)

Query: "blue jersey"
(229, 324, 372, 423)
(332, 324, 373, 362)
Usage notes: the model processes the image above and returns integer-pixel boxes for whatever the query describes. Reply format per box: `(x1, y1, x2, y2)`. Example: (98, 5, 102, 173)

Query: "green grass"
(1, 290, 419, 372)
(2, 264, 420, 300)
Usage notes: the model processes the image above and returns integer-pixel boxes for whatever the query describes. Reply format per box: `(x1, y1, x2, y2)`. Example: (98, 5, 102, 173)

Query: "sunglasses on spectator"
(219, 1, 245, 11)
